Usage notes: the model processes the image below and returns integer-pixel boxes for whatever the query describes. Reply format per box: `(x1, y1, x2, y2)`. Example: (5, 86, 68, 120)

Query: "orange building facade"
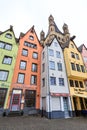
(7, 26, 43, 114)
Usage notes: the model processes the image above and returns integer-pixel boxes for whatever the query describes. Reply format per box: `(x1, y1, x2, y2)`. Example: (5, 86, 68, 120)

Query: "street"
(0, 115, 87, 130)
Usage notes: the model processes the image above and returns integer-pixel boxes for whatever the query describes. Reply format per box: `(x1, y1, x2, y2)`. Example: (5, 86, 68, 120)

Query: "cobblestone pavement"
(0, 115, 87, 130)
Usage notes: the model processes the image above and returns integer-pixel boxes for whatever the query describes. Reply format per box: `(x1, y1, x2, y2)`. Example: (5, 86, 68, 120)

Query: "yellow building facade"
(64, 40, 87, 116)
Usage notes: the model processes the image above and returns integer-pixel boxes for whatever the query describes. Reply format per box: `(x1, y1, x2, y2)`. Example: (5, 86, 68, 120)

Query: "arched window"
(5, 33, 12, 39)
(29, 35, 34, 40)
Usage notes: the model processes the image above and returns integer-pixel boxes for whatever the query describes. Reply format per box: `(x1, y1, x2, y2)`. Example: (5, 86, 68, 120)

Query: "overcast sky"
(0, 0, 87, 47)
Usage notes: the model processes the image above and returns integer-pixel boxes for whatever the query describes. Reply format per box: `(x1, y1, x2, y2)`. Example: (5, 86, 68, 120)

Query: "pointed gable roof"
(19, 25, 42, 46)
(0, 25, 19, 43)
(78, 44, 87, 52)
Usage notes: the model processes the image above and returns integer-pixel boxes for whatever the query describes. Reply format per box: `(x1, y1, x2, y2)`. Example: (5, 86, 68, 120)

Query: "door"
(63, 97, 69, 118)
(10, 90, 21, 111)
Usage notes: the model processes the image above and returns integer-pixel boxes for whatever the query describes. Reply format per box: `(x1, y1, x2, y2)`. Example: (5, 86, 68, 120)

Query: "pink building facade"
(78, 44, 87, 71)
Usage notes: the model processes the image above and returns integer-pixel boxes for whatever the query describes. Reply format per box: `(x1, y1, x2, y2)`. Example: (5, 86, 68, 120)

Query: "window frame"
(57, 62, 62, 71)
(20, 61, 27, 70)
(17, 73, 25, 84)
(42, 78, 45, 87)
(50, 77, 56, 85)
(2, 56, 12, 65)
(59, 78, 64, 86)
(49, 49, 54, 56)
(49, 61, 55, 70)
(76, 64, 81, 72)
(31, 75, 37, 85)
(56, 51, 61, 58)
(0, 70, 9, 81)
(71, 52, 75, 58)
(71, 62, 76, 70)
(22, 49, 28, 56)
(32, 52, 38, 59)
(69, 80, 74, 87)
(32, 63, 37, 72)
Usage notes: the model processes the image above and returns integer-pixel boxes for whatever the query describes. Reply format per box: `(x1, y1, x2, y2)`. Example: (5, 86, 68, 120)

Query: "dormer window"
(29, 35, 34, 40)
(5, 33, 12, 39)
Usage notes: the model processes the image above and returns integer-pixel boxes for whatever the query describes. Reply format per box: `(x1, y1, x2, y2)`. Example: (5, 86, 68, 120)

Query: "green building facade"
(0, 26, 18, 115)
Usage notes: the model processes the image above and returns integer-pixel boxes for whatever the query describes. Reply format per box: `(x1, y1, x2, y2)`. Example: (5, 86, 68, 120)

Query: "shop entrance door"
(10, 90, 21, 111)
(63, 97, 69, 118)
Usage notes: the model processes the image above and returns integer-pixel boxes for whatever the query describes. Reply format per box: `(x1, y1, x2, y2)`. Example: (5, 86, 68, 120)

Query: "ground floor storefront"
(41, 93, 72, 119)
(8, 88, 39, 115)
(71, 96, 87, 116)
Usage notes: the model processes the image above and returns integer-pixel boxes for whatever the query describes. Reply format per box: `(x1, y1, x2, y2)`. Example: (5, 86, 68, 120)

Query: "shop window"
(0, 88, 7, 108)
(24, 90, 36, 107)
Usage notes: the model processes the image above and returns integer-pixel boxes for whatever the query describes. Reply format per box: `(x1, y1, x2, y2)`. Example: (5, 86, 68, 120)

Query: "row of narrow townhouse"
(0, 15, 87, 118)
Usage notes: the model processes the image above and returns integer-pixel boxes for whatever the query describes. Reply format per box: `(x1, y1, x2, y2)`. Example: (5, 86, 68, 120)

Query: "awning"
(73, 94, 87, 98)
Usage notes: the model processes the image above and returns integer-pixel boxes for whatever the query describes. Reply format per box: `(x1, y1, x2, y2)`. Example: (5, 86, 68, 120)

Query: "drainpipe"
(47, 46, 51, 119)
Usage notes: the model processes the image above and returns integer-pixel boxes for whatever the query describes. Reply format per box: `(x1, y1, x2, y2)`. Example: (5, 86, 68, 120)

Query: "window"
(49, 61, 55, 70)
(0, 88, 7, 108)
(71, 52, 75, 58)
(22, 49, 28, 56)
(20, 61, 26, 70)
(79, 97, 85, 109)
(0, 42, 4, 48)
(24, 41, 37, 49)
(71, 44, 74, 48)
(42, 78, 45, 87)
(0, 71, 9, 81)
(29, 35, 34, 40)
(50, 77, 56, 85)
(42, 63, 45, 72)
(49, 49, 54, 56)
(75, 80, 79, 87)
(57, 63, 62, 71)
(76, 53, 79, 60)
(56, 51, 61, 58)
(3, 56, 12, 65)
(31, 75, 37, 85)
(17, 73, 25, 83)
(0, 41, 12, 51)
(32, 52, 38, 59)
(69, 80, 74, 87)
(59, 78, 64, 86)
(5, 33, 12, 39)
(5, 44, 12, 50)
(76, 64, 81, 72)
(79, 81, 83, 88)
(54, 42, 58, 47)
(71, 63, 76, 70)
(83, 57, 87, 63)
(25, 90, 36, 107)
(32, 63, 37, 72)
(84, 99, 87, 108)
(42, 52, 45, 59)
(81, 65, 85, 73)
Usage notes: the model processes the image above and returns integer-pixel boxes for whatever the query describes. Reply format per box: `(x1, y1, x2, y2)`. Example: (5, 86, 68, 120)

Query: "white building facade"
(41, 37, 72, 118)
